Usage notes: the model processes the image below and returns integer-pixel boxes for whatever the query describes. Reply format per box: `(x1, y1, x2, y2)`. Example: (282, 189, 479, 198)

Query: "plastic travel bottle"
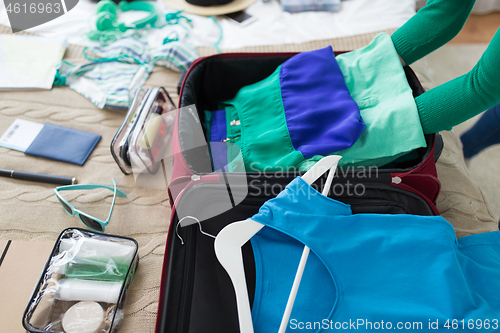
(55, 279, 123, 303)
(59, 238, 136, 263)
(65, 257, 130, 282)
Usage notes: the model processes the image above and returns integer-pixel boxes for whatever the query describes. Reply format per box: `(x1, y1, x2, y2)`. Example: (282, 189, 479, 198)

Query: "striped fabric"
(59, 37, 198, 109)
(88, 37, 150, 65)
(151, 41, 199, 72)
(59, 61, 150, 109)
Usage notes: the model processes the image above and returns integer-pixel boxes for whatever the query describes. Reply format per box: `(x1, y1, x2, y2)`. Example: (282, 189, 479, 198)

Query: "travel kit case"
(111, 87, 177, 177)
(23, 228, 139, 333)
(154, 52, 445, 333)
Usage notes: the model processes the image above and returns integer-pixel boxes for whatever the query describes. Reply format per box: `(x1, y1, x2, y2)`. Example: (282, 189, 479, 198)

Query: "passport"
(23, 123, 101, 166)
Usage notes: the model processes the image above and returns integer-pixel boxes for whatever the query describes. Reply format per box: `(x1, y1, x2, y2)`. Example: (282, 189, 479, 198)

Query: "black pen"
(0, 169, 76, 185)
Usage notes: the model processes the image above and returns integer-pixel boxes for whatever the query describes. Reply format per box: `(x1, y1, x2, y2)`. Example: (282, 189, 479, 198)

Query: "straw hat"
(163, 0, 258, 16)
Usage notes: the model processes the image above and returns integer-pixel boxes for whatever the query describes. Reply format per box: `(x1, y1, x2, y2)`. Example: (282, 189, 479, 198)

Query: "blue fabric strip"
(92, 46, 147, 62)
(170, 48, 190, 63)
(85, 72, 137, 81)
(209, 110, 228, 171)
(279, 47, 365, 158)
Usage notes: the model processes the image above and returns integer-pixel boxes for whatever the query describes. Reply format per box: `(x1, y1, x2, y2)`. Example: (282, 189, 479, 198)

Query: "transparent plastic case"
(111, 87, 176, 175)
(23, 228, 139, 333)
(129, 88, 176, 176)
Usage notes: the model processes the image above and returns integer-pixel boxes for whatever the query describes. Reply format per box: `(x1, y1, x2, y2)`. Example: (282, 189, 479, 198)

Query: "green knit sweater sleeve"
(416, 28, 500, 134)
(391, 0, 476, 65)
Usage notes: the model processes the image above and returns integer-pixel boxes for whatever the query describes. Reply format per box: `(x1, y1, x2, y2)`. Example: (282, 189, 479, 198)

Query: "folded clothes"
(327, 33, 426, 168)
(281, 0, 341, 13)
(210, 33, 426, 171)
(218, 46, 365, 172)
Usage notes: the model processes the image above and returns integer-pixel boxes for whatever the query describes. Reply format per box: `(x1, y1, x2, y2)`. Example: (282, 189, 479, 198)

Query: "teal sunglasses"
(54, 179, 127, 232)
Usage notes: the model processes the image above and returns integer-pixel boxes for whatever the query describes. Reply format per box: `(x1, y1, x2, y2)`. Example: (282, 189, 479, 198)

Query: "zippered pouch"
(23, 228, 139, 333)
(110, 87, 177, 176)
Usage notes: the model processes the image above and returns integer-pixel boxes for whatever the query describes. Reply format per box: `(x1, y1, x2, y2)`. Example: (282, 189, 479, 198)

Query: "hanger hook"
(176, 216, 216, 245)
(175, 219, 184, 245)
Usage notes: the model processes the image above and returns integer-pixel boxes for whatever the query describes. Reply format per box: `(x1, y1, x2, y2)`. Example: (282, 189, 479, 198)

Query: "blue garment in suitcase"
(250, 177, 500, 332)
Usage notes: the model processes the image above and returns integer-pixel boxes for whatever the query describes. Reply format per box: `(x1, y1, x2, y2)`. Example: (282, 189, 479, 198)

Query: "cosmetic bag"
(23, 228, 139, 333)
(155, 52, 444, 333)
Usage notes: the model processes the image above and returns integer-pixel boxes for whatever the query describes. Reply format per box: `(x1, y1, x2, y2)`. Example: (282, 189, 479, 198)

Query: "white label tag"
(0, 119, 44, 152)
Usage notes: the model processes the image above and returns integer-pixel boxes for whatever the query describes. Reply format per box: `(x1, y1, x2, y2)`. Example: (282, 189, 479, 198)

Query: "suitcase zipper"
(177, 221, 195, 333)
(183, 181, 437, 215)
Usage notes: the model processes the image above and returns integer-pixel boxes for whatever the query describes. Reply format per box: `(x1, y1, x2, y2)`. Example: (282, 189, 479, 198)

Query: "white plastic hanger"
(214, 155, 341, 333)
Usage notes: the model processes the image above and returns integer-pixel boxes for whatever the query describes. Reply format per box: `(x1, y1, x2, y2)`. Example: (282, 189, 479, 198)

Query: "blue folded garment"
(282, 0, 341, 13)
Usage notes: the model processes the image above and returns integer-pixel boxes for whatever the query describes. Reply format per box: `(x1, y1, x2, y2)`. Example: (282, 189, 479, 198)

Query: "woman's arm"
(416, 28, 500, 134)
(392, 0, 476, 66)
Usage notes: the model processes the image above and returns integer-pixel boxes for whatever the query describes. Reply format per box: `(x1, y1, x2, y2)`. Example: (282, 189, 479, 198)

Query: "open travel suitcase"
(155, 51, 444, 333)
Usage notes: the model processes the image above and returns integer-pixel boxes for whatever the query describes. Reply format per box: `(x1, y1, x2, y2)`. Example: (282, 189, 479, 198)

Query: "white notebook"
(0, 35, 67, 90)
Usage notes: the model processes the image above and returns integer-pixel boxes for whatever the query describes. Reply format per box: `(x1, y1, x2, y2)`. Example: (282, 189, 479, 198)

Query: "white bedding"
(0, 0, 415, 49)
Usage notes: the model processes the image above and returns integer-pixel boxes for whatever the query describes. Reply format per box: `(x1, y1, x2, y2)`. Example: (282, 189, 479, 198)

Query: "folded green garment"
(219, 47, 365, 172)
(336, 33, 426, 167)
(215, 33, 426, 172)
(299, 33, 427, 170)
